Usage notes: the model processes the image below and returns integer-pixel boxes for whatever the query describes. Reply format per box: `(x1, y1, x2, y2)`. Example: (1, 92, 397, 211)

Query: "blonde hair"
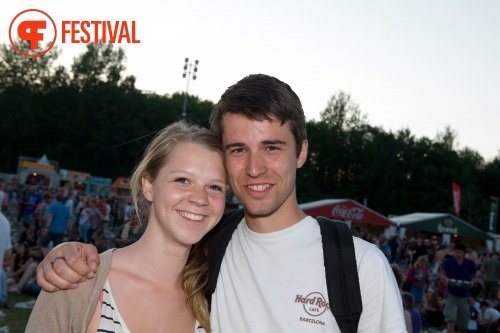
(414, 255, 427, 268)
(130, 121, 224, 332)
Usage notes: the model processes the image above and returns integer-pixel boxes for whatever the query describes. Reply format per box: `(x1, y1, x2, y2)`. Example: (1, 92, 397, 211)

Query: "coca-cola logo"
(331, 205, 364, 220)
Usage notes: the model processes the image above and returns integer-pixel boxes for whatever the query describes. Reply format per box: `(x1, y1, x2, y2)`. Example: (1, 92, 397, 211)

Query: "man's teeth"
(179, 211, 204, 221)
(248, 184, 271, 191)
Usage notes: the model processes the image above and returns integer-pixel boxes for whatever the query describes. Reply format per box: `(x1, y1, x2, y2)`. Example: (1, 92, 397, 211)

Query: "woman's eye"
(175, 177, 189, 184)
(209, 185, 223, 192)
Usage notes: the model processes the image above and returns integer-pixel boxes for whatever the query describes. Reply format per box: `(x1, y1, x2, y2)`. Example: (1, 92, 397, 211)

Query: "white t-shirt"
(211, 216, 406, 332)
(0, 212, 12, 259)
(65, 199, 74, 217)
(484, 307, 500, 323)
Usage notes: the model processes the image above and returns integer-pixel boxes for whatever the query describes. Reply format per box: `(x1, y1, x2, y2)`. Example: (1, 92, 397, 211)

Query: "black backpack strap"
(317, 217, 363, 333)
(205, 208, 245, 311)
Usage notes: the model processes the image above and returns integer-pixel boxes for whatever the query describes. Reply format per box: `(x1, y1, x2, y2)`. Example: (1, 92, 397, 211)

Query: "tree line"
(1, 41, 499, 231)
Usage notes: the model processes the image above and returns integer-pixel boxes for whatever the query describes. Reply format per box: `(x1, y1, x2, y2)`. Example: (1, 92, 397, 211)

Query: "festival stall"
(59, 169, 91, 193)
(111, 177, 131, 197)
(390, 212, 492, 247)
(299, 199, 396, 233)
(17, 154, 60, 188)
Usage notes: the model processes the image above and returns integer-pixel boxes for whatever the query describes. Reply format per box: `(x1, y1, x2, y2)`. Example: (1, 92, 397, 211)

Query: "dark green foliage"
(297, 92, 500, 231)
(0, 41, 213, 179)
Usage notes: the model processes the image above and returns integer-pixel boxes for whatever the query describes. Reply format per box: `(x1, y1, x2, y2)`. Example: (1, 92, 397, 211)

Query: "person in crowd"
(35, 192, 51, 230)
(101, 197, 111, 233)
(424, 291, 445, 331)
(113, 210, 144, 249)
(6, 242, 33, 291)
(379, 236, 392, 262)
(36, 74, 406, 332)
(466, 246, 481, 267)
(478, 300, 500, 333)
(440, 242, 478, 333)
(123, 197, 135, 225)
(18, 224, 43, 260)
(402, 292, 422, 333)
(77, 200, 93, 243)
(391, 264, 413, 333)
(40, 194, 71, 256)
(0, 182, 8, 214)
(388, 235, 401, 264)
(482, 251, 500, 303)
(87, 199, 103, 245)
(433, 244, 448, 275)
(16, 189, 28, 224)
(468, 296, 482, 332)
(406, 255, 431, 313)
(94, 234, 109, 254)
(23, 187, 42, 226)
(412, 238, 429, 265)
(66, 191, 75, 213)
(0, 212, 12, 305)
(26, 121, 226, 332)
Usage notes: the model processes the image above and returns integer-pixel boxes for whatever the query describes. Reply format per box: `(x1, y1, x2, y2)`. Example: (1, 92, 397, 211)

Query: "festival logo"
(9, 8, 140, 57)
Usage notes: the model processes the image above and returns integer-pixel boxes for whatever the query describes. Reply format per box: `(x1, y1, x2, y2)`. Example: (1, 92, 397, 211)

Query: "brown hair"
(209, 74, 307, 157)
(130, 121, 224, 332)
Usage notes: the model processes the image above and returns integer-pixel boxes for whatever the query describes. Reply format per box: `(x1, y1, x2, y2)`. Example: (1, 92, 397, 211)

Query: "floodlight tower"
(181, 58, 199, 119)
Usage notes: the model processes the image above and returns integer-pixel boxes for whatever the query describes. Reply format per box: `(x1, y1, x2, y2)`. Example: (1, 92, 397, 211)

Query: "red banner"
(452, 182, 461, 218)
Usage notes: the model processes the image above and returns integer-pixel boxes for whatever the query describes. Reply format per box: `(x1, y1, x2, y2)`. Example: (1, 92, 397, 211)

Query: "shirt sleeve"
(355, 239, 407, 332)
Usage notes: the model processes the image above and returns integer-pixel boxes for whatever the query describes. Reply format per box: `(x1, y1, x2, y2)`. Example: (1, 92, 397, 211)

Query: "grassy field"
(1, 292, 36, 333)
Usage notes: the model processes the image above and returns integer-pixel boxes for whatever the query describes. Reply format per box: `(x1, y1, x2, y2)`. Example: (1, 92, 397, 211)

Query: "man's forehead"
(221, 114, 291, 135)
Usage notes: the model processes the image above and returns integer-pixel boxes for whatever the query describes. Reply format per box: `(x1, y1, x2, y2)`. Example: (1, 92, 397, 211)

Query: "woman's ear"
(142, 176, 153, 201)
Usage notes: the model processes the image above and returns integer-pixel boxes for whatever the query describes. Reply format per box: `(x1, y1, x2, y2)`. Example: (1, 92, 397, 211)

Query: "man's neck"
(244, 205, 307, 233)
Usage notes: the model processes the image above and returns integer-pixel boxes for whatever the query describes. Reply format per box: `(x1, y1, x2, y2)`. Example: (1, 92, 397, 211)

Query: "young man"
(440, 243, 477, 333)
(36, 74, 405, 332)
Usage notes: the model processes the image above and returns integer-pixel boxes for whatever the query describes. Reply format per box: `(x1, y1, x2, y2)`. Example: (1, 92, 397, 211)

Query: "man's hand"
(36, 242, 100, 292)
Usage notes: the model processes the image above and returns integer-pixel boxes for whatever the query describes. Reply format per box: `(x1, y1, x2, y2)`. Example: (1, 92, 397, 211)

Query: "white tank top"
(97, 278, 206, 332)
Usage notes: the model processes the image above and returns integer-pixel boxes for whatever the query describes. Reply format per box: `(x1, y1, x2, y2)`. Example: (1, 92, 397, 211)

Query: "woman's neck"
(113, 226, 191, 286)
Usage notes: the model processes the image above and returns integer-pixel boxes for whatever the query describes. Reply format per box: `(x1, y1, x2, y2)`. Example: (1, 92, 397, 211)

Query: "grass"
(1, 292, 36, 333)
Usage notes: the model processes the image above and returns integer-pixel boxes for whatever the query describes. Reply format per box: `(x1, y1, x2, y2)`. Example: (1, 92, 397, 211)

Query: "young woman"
(26, 121, 227, 332)
(7, 241, 33, 292)
(406, 255, 431, 313)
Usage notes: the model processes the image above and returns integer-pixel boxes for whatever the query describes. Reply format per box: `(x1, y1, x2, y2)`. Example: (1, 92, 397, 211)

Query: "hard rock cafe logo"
(295, 292, 330, 316)
(331, 205, 365, 221)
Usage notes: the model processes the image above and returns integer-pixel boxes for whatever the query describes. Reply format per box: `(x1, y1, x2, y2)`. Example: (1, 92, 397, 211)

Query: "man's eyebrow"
(262, 140, 287, 146)
(224, 140, 287, 151)
(224, 142, 245, 150)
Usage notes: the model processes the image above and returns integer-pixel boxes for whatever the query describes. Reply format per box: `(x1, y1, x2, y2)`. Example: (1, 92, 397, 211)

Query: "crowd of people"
(379, 234, 500, 333)
(0, 180, 143, 301)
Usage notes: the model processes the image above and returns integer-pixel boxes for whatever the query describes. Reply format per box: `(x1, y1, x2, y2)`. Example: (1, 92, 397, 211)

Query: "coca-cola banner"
(452, 182, 461, 218)
(299, 199, 396, 227)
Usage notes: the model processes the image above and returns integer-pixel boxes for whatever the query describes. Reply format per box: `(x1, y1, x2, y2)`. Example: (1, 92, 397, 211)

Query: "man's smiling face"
(222, 113, 307, 221)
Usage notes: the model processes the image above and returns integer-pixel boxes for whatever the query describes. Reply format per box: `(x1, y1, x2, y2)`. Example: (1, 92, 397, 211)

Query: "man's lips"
(246, 184, 271, 192)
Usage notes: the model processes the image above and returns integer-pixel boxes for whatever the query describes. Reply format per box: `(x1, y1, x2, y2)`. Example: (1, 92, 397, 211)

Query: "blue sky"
(2, 0, 499, 160)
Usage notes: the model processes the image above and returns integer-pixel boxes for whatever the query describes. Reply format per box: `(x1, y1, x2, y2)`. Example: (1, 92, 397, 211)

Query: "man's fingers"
(38, 242, 100, 291)
(78, 244, 100, 273)
(36, 262, 68, 292)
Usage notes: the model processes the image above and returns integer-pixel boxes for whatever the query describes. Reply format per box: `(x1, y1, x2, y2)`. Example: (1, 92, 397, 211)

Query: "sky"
(2, 0, 499, 161)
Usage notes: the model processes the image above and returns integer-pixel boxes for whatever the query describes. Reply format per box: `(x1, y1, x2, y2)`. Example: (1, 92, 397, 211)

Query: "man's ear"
(142, 176, 153, 201)
(297, 140, 308, 169)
